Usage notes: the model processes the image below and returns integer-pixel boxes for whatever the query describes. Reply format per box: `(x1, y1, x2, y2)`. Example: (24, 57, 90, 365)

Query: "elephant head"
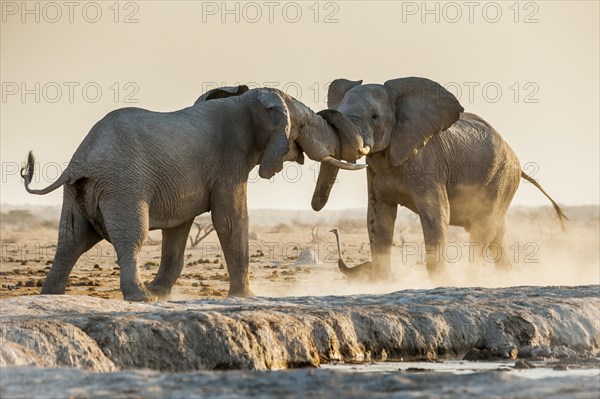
(311, 77, 464, 211)
(193, 85, 369, 181)
(248, 88, 370, 179)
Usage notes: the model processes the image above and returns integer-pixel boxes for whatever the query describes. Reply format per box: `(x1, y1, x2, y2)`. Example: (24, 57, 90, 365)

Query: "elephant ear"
(385, 77, 464, 166)
(194, 85, 249, 105)
(253, 89, 291, 179)
(327, 79, 363, 109)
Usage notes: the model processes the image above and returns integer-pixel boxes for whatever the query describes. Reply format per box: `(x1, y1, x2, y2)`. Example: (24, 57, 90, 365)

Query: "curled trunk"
(317, 110, 370, 161)
(310, 110, 371, 211)
(293, 104, 367, 172)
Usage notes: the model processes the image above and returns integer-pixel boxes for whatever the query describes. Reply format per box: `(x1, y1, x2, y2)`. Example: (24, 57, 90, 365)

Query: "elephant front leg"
(211, 182, 253, 297)
(367, 173, 398, 281)
(146, 220, 194, 300)
(415, 189, 453, 287)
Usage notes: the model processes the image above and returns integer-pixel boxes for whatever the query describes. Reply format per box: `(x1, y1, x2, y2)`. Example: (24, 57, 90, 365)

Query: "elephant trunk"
(295, 107, 366, 171)
(312, 163, 340, 211)
(318, 109, 371, 160)
(311, 110, 372, 211)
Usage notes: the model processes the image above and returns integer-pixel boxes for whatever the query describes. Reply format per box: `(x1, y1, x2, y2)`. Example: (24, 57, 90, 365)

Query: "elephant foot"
(228, 286, 255, 298)
(370, 270, 395, 284)
(122, 284, 158, 302)
(40, 272, 68, 294)
(464, 263, 482, 286)
(145, 281, 172, 301)
(427, 266, 455, 287)
(495, 266, 514, 285)
(40, 281, 67, 295)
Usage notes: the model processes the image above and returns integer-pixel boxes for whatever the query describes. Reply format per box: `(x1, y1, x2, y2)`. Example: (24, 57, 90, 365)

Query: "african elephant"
(313, 77, 567, 285)
(21, 86, 369, 301)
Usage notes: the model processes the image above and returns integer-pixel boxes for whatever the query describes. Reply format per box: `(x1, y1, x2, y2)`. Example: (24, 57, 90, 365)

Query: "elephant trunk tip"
(311, 196, 327, 212)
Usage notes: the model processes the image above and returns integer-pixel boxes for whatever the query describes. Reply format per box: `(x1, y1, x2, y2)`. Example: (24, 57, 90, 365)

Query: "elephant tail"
(521, 170, 568, 231)
(21, 151, 71, 195)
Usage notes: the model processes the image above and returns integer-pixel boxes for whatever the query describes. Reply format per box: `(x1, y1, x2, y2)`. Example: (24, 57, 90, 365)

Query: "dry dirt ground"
(0, 206, 598, 300)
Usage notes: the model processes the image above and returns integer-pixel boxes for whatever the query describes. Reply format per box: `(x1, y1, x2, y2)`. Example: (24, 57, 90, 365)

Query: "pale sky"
(1, 1, 598, 209)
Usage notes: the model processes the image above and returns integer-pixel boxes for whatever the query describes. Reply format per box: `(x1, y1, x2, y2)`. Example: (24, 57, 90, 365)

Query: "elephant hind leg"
(467, 217, 512, 284)
(146, 219, 194, 300)
(101, 200, 156, 302)
(490, 218, 513, 277)
(41, 194, 102, 294)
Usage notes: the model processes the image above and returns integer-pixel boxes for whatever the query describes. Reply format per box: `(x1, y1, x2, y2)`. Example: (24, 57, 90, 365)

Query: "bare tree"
(189, 222, 216, 248)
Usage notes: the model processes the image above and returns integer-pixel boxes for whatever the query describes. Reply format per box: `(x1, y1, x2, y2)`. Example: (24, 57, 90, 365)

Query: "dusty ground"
(0, 206, 598, 300)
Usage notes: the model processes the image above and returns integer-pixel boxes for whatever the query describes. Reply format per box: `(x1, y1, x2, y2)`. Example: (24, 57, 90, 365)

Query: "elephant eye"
(371, 114, 379, 121)
(299, 123, 306, 130)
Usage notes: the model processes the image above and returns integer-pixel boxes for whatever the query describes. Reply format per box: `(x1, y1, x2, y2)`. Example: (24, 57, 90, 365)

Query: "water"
(322, 360, 600, 379)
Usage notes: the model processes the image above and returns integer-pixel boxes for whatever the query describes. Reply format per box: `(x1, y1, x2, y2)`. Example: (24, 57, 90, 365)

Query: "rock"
(513, 360, 536, 369)
(0, 320, 115, 371)
(294, 249, 322, 265)
(404, 367, 433, 372)
(249, 231, 261, 240)
(0, 342, 39, 367)
(0, 286, 598, 374)
(24, 280, 36, 288)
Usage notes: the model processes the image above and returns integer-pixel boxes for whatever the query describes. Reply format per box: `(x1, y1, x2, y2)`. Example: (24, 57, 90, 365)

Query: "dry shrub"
(337, 219, 364, 233)
(41, 219, 59, 230)
(271, 223, 292, 234)
(1, 233, 20, 244)
(1, 210, 37, 225)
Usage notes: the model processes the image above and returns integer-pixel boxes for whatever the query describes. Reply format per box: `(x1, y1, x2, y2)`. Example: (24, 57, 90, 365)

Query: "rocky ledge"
(1, 286, 598, 372)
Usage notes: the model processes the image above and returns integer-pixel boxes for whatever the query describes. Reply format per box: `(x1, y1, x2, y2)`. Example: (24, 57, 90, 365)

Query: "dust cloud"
(248, 205, 600, 298)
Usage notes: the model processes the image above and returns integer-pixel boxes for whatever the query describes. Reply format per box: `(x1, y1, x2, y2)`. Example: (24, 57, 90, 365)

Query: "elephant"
(313, 77, 567, 285)
(21, 85, 370, 301)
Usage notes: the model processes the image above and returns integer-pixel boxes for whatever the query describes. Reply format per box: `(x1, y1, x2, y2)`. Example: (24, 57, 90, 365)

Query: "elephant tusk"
(321, 156, 367, 170)
(360, 146, 371, 155)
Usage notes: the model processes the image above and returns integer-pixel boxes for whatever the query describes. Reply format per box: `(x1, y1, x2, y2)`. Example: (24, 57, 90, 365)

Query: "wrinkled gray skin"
(314, 77, 567, 285)
(21, 86, 367, 301)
